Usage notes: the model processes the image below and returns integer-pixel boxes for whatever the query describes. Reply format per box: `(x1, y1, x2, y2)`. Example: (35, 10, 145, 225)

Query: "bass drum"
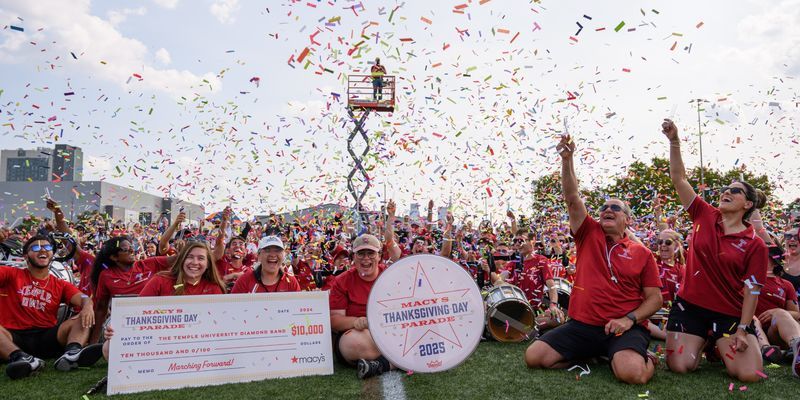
(484, 284, 535, 342)
(544, 277, 572, 311)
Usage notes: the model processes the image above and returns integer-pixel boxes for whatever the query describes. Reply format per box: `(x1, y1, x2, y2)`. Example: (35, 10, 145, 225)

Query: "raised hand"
(556, 134, 575, 159)
(662, 118, 679, 142)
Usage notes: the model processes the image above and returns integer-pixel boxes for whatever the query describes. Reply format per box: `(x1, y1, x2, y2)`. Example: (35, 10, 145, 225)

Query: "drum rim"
(366, 254, 485, 373)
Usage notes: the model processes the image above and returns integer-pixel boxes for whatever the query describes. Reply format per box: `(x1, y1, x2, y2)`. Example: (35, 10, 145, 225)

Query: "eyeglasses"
(599, 204, 624, 212)
(29, 244, 53, 252)
(354, 250, 378, 259)
(656, 239, 674, 246)
(719, 186, 745, 196)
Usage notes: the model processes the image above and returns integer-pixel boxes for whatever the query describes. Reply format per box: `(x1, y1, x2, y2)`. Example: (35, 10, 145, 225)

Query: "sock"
(65, 342, 82, 353)
(375, 355, 390, 371)
(9, 350, 27, 362)
(790, 337, 800, 358)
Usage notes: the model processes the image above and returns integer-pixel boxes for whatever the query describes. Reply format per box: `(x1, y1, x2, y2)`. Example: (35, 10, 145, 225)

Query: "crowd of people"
(0, 119, 798, 390)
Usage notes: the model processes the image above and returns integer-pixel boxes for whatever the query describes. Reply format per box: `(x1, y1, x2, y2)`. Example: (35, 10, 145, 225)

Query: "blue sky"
(1, 0, 798, 219)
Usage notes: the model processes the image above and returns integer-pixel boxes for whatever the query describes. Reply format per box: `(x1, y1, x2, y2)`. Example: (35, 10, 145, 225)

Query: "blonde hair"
(161, 241, 225, 295)
(658, 229, 685, 265)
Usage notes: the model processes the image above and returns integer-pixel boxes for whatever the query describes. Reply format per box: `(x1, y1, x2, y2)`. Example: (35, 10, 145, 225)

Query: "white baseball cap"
(258, 235, 285, 250)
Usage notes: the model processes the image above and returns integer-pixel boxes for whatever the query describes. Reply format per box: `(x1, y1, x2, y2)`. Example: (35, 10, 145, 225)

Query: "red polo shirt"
(569, 216, 661, 326)
(139, 274, 224, 297)
(678, 196, 769, 317)
(329, 265, 387, 317)
(94, 256, 171, 306)
(215, 253, 256, 278)
(756, 275, 798, 316)
(657, 260, 685, 306)
(507, 254, 554, 309)
(230, 267, 301, 293)
(0, 266, 81, 330)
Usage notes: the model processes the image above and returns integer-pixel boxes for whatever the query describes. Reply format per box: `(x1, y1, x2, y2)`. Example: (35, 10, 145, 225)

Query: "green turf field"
(3, 341, 797, 400)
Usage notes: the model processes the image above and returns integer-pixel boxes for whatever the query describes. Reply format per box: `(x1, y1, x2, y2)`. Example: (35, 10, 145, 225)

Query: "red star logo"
(291, 356, 298, 364)
(375, 261, 472, 357)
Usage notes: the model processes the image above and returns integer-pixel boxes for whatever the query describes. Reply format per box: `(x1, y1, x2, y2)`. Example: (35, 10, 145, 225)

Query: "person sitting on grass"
(139, 241, 226, 296)
(230, 236, 301, 294)
(751, 244, 800, 377)
(0, 235, 103, 379)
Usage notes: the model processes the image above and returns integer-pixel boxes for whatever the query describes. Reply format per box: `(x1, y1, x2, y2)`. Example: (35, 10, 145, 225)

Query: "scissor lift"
(345, 75, 395, 231)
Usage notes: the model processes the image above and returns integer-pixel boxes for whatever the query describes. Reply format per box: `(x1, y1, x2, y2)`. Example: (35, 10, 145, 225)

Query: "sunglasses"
(599, 204, 624, 212)
(784, 232, 799, 241)
(512, 238, 525, 244)
(719, 186, 745, 196)
(656, 239, 674, 246)
(29, 244, 54, 252)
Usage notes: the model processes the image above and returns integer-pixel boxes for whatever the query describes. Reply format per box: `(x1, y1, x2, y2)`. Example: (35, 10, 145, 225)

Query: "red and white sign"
(367, 255, 484, 373)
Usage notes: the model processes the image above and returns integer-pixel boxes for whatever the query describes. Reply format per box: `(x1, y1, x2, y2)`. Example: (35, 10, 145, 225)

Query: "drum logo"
(367, 255, 484, 373)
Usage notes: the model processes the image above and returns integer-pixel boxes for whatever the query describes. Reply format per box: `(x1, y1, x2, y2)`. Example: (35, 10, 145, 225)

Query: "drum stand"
(346, 106, 372, 230)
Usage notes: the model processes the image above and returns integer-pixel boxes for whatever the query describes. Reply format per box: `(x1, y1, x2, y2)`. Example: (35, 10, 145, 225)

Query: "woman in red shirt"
(663, 119, 768, 382)
(648, 229, 685, 340)
(139, 242, 225, 297)
(89, 236, 174, 342)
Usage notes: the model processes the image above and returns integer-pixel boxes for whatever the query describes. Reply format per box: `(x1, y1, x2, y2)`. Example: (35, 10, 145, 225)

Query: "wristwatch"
(625, 312, 637, 324)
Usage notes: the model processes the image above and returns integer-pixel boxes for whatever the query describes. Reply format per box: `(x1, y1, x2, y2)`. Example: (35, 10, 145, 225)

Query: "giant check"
(108, 291, 333, 395)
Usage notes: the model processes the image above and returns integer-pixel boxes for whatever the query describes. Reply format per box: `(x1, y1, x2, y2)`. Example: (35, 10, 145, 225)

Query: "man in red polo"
(329, 234, 391, 379)
(525, 135, 662, 385)
(505, 232, 564, 330)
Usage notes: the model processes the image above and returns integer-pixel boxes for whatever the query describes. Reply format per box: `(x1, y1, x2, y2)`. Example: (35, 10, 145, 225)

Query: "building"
(0, 181, 203, 226)
(0, 145, 83, 182)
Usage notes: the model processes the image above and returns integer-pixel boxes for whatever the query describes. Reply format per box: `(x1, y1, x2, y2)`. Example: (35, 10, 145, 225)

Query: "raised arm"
(662, 119, 697, 209)
(440, 212, 455, 259)
(213, 207, 232, 261)
(384, 200, 401, 262)
(158, 211, 185, 255)
(507, 210, 518, 234)
(426, 199, 434, 224)
(557, 135, 587, 234)
(46, 198, 71, 234)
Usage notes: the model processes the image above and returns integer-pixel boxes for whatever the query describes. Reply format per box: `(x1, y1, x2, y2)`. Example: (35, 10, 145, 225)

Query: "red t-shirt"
(678, 196, 769, 317)
(507, 255, 554, 309)
(756, 275, 798, 316)
(569, 216, 661, 326)
(230, 268, 301, 294)
(94, 256, 171, 306)
(74, 248, 96, 295)
(657, 260, 685, 307)
(139, 274, 224, 297)
(292, 260, 319, 291)
(215, 253, 256, 278)
(0, 266, 81, 330)
(329, 265, 387, 317)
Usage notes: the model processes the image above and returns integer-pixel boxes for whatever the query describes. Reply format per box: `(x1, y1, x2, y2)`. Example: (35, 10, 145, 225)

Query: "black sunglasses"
(719, 186, 745, 196)
(512, 238, 525, 244)
(656, 239, 673, 246)
(784, 232, 799, 241)
(29, 244, 54, 252)
(599, 204, 624, 212)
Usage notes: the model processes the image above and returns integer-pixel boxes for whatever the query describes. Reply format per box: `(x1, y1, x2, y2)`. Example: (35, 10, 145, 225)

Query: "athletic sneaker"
(761, 345, 782, 365)
(357, 358, 386, 379)
(6, 355, 45, 380)
(54, 343, 104, 371)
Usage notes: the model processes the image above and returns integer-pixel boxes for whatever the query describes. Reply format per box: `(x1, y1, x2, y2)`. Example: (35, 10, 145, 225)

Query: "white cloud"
(725, 0, 800, 74)
(154, 47, 171, 65)
(210, 0, 240, 24)
(107, 6, 146, 26)
(152, 0, 179, 9)
(0, 0, 220, 96)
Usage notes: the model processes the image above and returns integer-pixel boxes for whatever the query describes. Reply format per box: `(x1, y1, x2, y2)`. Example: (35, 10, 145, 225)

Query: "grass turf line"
(2, 341, 797, 400)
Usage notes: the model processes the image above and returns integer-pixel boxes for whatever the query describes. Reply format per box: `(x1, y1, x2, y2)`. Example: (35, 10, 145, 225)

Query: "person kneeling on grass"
(329, 234, 394, 379)
(525, 135, 663, 385)
(0, 235, 103, 379)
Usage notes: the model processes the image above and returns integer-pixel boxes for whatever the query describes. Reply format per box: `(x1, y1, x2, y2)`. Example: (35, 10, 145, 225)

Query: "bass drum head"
(544, 278, 572, 311)
(486, 298, 534, 342)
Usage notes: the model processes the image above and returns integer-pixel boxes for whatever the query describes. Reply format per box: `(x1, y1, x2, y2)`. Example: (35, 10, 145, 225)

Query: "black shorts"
(666, 296, 755, 340)
(9, 325, 64, 359)
(538, 319, 650, 362)
(332, 331, 348, 366)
